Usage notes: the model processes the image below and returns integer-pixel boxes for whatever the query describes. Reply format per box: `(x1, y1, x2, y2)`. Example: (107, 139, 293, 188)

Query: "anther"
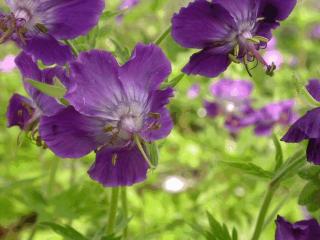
(148, 112, 161, 119)
(112, 154, 118, 166)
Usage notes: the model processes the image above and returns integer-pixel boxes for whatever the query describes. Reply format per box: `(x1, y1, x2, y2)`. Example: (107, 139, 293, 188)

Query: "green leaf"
(299, 165, 320, 181)
(161, 73, 185, 89)
(298, 182, 320, 205)
(40, 222, 88, 240)
(272, 134, 283, 171)
(221, 161, 273, 179)
(100, 234, 121, 240)
(145, 142, 159, 167)
(27, 79, 66, 99)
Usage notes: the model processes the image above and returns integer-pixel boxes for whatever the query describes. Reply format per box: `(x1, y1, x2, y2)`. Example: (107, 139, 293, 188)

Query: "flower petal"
(172, 0, 236, 49)
(119, 43, 171, 94)
(15, 52, 66, 116)
(259, 0, 297, 22)
(88, 145, 149, 187)
(183, 48, 231, 78)
(39, 106, 107, 158)
(204, 101, 220, 118)
(66, 50, 125, 119)
(6, 94, 35, 130)
(141, 88, 174, 142)
(307, 139, 320, 165)
(37, 0, 105, 39)
(18, 34, 74, 66)
(306, 79, 320, 102)
(281, 108, 320, 142)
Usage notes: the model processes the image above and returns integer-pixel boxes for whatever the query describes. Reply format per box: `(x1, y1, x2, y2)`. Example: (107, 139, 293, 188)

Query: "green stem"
(107, 187, 120, 235)
(64, 40, 80, 56)
(154, 26, 172, 45)
(250, 183, 278, 240)
(121, 187, 128, 239)
(47, 158, 60, 198)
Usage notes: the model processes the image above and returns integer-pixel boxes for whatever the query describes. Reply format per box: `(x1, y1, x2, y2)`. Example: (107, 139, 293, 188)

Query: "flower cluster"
(204, 79, 296, 135)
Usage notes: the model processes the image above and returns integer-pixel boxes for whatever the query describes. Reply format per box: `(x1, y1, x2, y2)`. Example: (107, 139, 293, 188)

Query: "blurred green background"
(0, 0, 320, 239)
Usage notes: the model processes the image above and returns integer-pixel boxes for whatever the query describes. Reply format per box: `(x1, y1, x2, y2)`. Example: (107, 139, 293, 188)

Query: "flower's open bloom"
(40, 44, 174, 187)
(204, 79, 256, 133)
(172, 0, 297, 77)
(6, 52, 68, 137)
(254, 100, 295, 136)
(0, 0, 104, 65)
(275, 216, 320, 240)
(282, 79, 320, 164)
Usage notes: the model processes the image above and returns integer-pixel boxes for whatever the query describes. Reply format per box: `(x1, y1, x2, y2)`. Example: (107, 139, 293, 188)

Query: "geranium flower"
(0, 0, 104, 65)
(172, 0, 297, 77)
(40, 44, 174, 187)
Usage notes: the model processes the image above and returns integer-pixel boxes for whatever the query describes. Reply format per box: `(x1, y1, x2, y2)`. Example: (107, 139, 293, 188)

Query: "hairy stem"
(107, 187, 120, 235)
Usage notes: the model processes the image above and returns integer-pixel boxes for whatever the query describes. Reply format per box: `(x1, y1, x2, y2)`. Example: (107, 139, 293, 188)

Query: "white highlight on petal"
(162, 176, 187, 193)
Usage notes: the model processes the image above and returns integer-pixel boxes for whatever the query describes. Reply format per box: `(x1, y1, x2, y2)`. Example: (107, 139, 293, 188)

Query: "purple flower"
(275, 216, 320, 240)
(39, 44, 174, 187)
(282, 79, 320, 165)
(255, 100, 295, 136)
(310, 25, 320, 40)
(0, 0, 105, 65)
(119, 0, 140, 10)
(0, 54, 16, 72)
(204, 79, 256, 133)
(187, 83, 200, 99)
(171, 0, 297, 77)
(6, 52, 68, 131)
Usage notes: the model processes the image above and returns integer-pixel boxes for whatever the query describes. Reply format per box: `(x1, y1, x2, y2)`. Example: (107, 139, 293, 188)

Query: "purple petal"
(140, 88, 173, 142)
(281, 108, 320, 142)
(204, 101, 220, 118)
(141, 88, 174, 142)
(171, 0, 236, 49)
(88, 145, 149, 187)
(37, 0, 105, 39)
(183, 48, 231, 78)
(307, 139, 320, 165)
(66, 50, 125, 119)
(214, 0, 259, 23)
(39, 107, 107, 158)
(254, 21, 280, 41)
(18, 34, 74, 66)
(6, 94, 36, 130)
(15, 52, 66, 116)
(275, 216, 320, 240)
(210, 79, 253, 101)
(259, 0, 297, 22)
(119, 43, 171, 93)
(306, 79, 320, 102)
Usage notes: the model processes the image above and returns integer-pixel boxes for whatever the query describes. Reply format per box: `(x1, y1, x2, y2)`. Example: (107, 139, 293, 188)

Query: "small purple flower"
(0, 0, 105, 65)
(310, 25, 320, 40)
(275, 216, 320, 240)
(204, 79, 256, 133)
(0, 54, 16, 72)
(282, 79, 320, 165)
(39, 44, 174, 187)
(187, 83, 200, 99)
(6, 52, 68, 131)
(172, 0, 297, 77)
(255, 100, 295, 136)
(119, 0, 140, 10)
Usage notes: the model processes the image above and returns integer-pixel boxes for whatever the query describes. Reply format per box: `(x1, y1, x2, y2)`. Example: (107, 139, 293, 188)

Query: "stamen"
(35, 23, 48, 33)
(148, 112, 161, 119)
(134, 135, 155, 169)
(103, 125, 115, 132)
(228, 54, 240, 64)
(112, 154, 118, 166)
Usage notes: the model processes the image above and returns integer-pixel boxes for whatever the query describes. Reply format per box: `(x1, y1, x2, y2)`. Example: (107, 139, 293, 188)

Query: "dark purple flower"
(6, 52, 68, 131)
(205, 79, 256, 133)
(282, 79, 320, 164)
(255, 100, 295, 136)
(275, 216, 320, 240)
(0, 0, 105, 65)
(171, 0, 297, 77)
(39, 44, 174, 187)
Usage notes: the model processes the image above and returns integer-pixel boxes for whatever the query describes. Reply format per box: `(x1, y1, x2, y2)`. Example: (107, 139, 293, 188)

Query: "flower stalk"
(107, 187, 120, 235)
